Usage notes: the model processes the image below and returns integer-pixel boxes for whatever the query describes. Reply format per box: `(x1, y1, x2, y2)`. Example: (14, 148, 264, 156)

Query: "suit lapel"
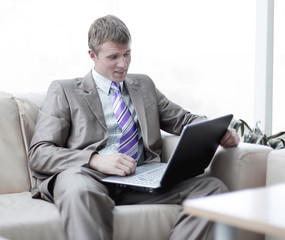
(80, 72, 148, 140)
(125, 78, 148, 140)
(82, 71, 107, 131)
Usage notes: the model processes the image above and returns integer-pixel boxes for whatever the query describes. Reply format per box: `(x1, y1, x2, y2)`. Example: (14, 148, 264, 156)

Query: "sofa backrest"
(0, 92, 44, 194)
(161, 134, 179, 163)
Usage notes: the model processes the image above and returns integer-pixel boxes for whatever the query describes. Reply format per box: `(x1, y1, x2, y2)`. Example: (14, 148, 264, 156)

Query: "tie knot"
(111, 82, 120, 93)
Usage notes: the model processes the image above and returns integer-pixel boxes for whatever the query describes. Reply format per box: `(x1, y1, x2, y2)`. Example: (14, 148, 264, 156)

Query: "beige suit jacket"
(28, 71, 206, 197)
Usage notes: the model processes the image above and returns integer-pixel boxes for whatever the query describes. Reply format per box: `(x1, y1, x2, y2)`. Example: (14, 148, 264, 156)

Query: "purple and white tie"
(111, 82, 138, 160)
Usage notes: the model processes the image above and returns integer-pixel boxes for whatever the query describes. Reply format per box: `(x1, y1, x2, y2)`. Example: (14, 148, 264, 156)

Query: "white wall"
(0, 0, 257, 126)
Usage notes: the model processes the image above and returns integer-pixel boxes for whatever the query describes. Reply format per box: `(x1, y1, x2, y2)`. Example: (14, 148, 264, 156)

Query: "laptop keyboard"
(125, 165, 167, 184)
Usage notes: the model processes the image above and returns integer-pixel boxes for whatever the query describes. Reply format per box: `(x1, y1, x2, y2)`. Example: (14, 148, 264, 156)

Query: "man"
(29, 15, 239, 240)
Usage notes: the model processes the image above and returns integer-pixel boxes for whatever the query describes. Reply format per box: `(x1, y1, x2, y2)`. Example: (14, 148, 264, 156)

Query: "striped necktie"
(111, 82, 138, 160)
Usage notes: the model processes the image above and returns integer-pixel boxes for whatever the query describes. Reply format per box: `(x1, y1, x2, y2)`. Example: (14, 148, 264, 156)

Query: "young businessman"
(29, 15, 239, 240)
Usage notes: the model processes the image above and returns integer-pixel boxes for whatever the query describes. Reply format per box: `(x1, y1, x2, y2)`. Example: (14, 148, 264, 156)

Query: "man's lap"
(47, 166, 227, 208)
(115, 176, 228, 205)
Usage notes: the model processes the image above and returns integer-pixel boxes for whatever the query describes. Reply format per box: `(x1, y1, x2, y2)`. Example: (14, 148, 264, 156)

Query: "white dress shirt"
(91, 68, 144, 164)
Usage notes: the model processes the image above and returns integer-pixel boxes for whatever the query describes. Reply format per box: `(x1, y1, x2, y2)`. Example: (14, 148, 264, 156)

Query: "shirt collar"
(91, 68, 124, 95)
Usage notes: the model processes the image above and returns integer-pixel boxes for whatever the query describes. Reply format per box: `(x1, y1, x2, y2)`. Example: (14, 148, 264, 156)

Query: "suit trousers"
(51, 166, 228, 240)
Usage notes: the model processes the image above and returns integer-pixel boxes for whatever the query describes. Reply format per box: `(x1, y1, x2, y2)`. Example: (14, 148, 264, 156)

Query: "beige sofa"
(0, 91, 273, 240)
(266, 149, 285, 240)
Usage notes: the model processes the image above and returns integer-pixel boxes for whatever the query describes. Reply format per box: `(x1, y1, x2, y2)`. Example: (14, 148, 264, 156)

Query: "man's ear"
(88, 50, 97, 62)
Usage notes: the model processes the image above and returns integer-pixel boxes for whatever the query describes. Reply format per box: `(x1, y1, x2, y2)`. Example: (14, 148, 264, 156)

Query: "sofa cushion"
(0, 92, 31, 194)
(0, 191, 180, 240)
(0, 192, 65, 240)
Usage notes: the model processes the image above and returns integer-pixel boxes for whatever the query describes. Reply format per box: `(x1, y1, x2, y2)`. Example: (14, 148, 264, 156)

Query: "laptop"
(102, 114, 233, 192)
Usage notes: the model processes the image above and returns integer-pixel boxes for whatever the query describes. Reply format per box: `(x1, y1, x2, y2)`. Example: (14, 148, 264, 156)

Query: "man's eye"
(109, 55, 118, 60)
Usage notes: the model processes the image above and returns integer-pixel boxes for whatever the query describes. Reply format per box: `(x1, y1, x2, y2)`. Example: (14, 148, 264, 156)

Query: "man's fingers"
(89, 153, 136, 176)
(115, 154, 136, 176)
(220, 128, 240, 148)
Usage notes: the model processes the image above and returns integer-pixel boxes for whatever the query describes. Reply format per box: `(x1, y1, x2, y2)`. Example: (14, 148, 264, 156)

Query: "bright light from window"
(0, 0, 256, 124)
(273, 0, 285, 133)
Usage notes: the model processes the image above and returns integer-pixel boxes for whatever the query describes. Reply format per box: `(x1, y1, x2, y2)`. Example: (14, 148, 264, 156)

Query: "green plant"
(230, 119, 285, 149)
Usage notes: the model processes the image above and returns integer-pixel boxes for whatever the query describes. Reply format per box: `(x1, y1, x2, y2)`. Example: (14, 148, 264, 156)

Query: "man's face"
(89, 41, 131, 83)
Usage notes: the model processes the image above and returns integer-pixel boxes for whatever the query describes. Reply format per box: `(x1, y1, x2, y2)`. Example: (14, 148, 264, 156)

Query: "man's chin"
(113, 74, 127, 82)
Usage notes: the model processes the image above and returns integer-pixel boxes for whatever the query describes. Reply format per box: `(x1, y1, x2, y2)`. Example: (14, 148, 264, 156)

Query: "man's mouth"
(114, 70, 127, 76)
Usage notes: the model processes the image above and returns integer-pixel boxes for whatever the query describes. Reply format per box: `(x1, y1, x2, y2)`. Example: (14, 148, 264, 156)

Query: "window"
(121, 0, 256, 122)
(273, 0, 285, 133)
(0, 0, 257, 127)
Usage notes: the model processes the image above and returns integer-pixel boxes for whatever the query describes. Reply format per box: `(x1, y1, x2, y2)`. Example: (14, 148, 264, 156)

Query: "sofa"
(0, 91, 273, 240)
(265, 149, 285, 240)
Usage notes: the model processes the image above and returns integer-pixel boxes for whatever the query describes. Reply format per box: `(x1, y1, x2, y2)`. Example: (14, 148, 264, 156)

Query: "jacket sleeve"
(155, 87, 207, 135)
(28, 80, 94, 175)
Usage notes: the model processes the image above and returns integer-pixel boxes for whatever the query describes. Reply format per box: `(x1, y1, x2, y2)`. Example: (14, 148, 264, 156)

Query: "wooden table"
(183, 183, 285, 239)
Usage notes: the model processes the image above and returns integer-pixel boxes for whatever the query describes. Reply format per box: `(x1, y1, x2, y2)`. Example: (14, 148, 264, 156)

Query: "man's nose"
(117, 57, 127, 68)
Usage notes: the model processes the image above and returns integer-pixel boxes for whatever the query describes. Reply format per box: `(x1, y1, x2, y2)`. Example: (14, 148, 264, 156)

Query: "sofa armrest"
(205, 143, 272, 191)
(266, 149, 285, 186)
(161, 136, 273, 191)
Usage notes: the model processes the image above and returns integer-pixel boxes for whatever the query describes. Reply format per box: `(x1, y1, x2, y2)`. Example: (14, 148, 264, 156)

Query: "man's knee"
(207, 176, 228, 194)
(184, 176, 228, 200)
(53, 167, 109, 203)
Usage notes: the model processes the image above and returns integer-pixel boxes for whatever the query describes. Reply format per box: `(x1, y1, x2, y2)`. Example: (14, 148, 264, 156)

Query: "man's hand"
(89, 153, 136, 176)
(220, 128, 240, 148)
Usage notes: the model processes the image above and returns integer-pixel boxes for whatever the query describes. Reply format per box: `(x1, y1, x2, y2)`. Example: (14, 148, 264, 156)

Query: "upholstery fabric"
(0, 192, 65, 240)
(14, 93, 45, 152)
(265, 149, 285, 240)
(206, 143, 272, 191)
(0, 92, 30, 194)
(161, 134, 180, 163)
(266, 149, 285, 186)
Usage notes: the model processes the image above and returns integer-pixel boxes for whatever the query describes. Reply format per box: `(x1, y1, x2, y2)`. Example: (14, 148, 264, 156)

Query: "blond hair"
(88, 15, 131, 55)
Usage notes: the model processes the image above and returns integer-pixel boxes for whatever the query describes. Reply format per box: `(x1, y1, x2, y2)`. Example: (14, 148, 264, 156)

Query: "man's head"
(88, 15, 131, 56)
(88, 15, 132, 82)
